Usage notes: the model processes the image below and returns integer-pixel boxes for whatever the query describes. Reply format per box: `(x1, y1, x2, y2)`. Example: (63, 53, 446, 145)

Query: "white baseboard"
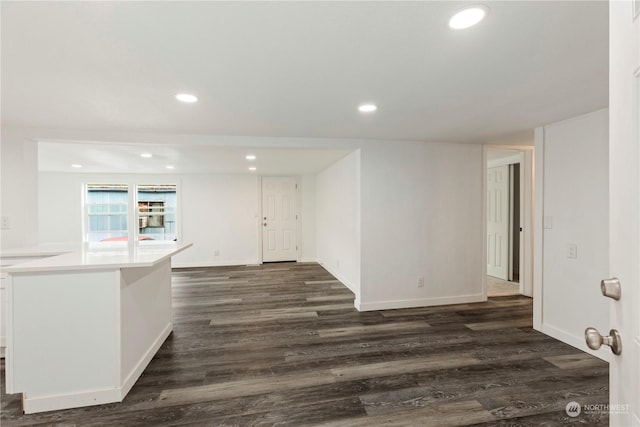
(317, 262, 358, 296)
(356, 293, 486, 312)
(173, 259, 260, 269)
(121, 323, 172, 397)
(174, 259, 320, 268)
(22, 386, 122, 414)
(538, 322, 610, 362)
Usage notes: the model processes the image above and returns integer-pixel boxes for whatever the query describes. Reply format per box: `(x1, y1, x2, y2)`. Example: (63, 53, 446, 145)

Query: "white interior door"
(262, 177, 297, 262)
(487, 165, 509, 280)
(608, 2, 639, 425)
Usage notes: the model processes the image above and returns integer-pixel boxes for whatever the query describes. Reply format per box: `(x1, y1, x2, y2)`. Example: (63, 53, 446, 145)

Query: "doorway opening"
(485, 147, 533, 298)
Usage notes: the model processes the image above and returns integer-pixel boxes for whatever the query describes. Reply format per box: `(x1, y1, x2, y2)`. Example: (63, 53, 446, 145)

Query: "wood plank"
(464, 318, 532, 331)
(158, 370, 337, 405)
(318, 320, 431, 338)
(209, 310, 318, 326)
(543, 352, 607, 370)
(310, 400, 495, 427)
(329, 354, 481, 381)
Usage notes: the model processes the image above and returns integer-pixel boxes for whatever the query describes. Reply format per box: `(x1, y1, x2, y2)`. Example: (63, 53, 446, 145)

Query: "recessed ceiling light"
(449, 5, 488, 30)
(245, 154, 257, 161)
(71, 164, 82, 168)
(248, 166, 257, 171)
(176, 93, 198, 103)
(358, 104, 377, 113)
(165, 165, 175, 170)
(140, 153, 153, 158)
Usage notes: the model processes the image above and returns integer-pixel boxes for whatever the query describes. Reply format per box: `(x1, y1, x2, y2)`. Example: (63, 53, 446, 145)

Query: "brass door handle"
(601, 278, 621, 300)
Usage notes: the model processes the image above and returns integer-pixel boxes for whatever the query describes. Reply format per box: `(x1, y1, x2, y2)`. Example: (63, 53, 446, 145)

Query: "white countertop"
(1, 243, 82, 258)
(5, 242, 192, 273)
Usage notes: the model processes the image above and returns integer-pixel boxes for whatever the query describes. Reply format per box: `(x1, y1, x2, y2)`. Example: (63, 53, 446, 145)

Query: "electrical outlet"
(417, 277, 425, 288)
(1, 216, 9, 230)
(214, 249, 220, 257)
(567, 244, 578, 259)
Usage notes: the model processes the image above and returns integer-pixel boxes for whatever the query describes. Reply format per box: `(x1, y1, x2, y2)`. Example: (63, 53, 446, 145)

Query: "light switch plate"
(567, 243, 578, 259)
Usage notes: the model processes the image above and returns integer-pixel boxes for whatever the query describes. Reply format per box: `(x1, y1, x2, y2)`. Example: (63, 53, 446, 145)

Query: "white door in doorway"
(487, 165, 509, 280)
(608, 1, 639, 425)
(262, 177, 297, 262)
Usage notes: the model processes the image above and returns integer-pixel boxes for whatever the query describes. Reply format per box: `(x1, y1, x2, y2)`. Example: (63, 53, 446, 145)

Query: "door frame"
(483, 146, 534, 298)
(257, 175, 300, 264)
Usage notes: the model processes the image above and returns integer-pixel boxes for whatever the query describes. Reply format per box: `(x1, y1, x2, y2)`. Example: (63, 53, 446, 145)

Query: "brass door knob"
(585, 327, 622, 355)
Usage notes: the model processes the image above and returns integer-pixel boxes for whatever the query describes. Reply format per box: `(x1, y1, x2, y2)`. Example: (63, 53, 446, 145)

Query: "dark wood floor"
(1, 262, 609, 426)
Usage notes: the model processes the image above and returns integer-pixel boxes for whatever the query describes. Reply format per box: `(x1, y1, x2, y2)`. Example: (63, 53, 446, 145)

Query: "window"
(85, 184, 129, 242)
(84, 183, 178, 242)
(137, 184, 177, 241)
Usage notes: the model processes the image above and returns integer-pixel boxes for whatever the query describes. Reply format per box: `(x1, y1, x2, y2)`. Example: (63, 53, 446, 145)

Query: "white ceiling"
(38, 142, 351, 175)
(1, 1, 608, 146)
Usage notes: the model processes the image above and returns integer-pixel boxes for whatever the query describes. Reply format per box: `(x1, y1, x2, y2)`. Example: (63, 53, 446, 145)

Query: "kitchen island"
(4, 241, 192, 414)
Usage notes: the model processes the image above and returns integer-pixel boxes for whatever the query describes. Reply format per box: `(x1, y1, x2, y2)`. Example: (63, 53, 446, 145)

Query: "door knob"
(585, 327, 622, 355)
(601, 277, 621, 300)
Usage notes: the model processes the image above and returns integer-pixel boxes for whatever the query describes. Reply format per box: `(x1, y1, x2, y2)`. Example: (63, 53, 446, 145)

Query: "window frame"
(82, 180, 181, 244)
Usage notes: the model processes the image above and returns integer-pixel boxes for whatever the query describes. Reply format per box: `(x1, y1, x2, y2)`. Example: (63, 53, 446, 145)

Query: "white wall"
(38, 172, 260, 266)
(534, 108, 609, 359)
(298, 175, 316, 262)
(178, 174, 260, 266)
(358, 141, 484, 311)
(37, 171, 317, 267)
(0, 129, 39, 249)
(315, 150, 361, 298)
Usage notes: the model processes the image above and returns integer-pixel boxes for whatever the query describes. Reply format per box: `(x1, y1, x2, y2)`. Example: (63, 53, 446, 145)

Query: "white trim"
(297, 258, 317, 263)
(22, 386, 123, 414)
(533, 127, 545, 331)
(296, 175, 302, 262)
(481, 149, 488, 297)
(257, 176, 264, 263)
(5, 274, 14, 393)
(508, 163, 515, 281)
(522, 149, 534, 297)
(82, 179, 182, 244)
(538, 322, 609, 362)
(318, 262, 357, 296)
(487, 153, 521, 168)
(356, 293, 486, 312)
(121, 322, 172, 397)
(483, 146, 534, 298)
(173, 259, 260, 269)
